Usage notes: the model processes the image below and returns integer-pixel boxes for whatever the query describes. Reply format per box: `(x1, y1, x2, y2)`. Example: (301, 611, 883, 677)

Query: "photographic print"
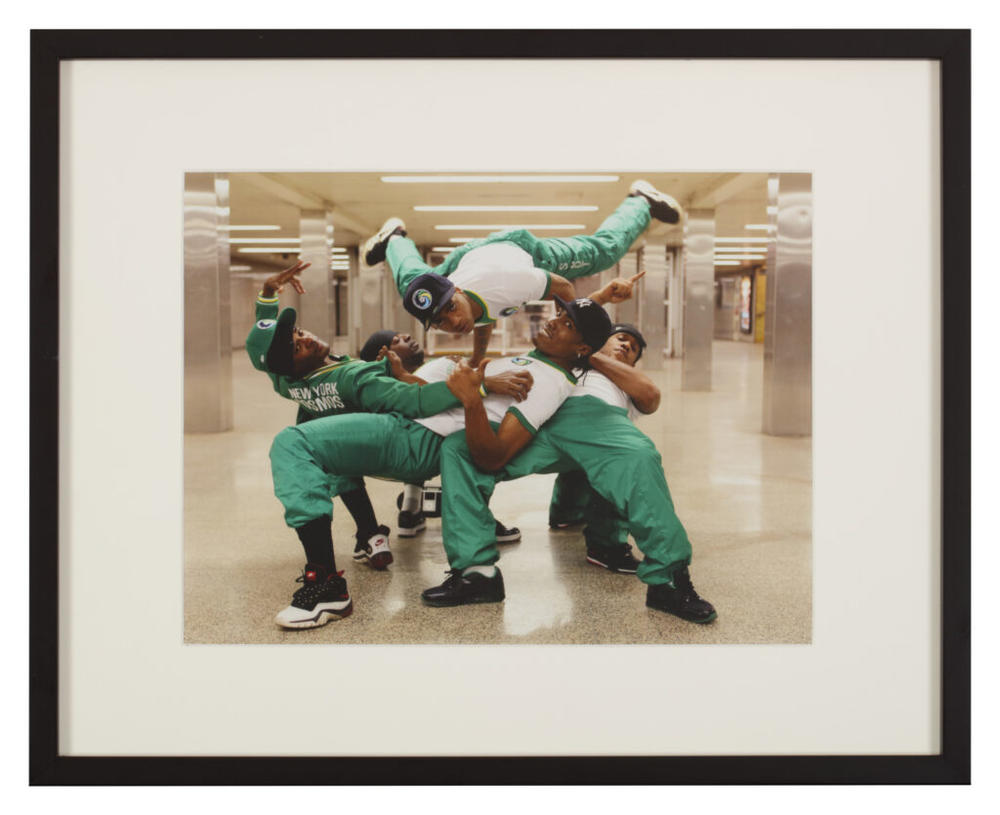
(183, 170, 813, 645)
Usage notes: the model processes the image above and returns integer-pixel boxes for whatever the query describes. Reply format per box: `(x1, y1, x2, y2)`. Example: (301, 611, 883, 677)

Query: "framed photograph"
(31, 29, 970, 784)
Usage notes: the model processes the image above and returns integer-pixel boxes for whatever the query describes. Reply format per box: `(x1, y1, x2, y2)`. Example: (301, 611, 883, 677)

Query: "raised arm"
(470, 323, 494, 367)
(261, 260, 309, 298)
(448, 360, 534, 471)
(587, 351, 661, 414)
(587, 270, 645, 306)
(255, 260, 311, 320)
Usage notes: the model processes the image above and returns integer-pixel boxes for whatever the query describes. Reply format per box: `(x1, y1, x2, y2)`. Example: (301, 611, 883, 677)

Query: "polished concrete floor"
(184, 341, 812, 644)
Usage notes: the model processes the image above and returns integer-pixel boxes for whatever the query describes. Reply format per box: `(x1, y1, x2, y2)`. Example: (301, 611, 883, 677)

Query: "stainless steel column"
(615, 251, 641, 326)
(762, 173, 812, 436)
(184, 172, 233, 433)
(353, 253, 384, 355)
(298, 210, 334, 344)
(666, 247, 682, 357)
(639, 243, 668, 371)
(682, 209, 715, 390)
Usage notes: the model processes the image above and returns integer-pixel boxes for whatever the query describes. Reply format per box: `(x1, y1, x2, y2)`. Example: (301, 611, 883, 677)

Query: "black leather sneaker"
(495, 520, 521, 543)
(353, 525, 393, 569)
(421, 568, 505, 607)
(397, 509, 427, 538)
(586, 543, 640, 574)
(645, 567, 716, 623)
(275, 567, 352, 629)
(363, 217, 407, 266)
(629, 180, 682, 224)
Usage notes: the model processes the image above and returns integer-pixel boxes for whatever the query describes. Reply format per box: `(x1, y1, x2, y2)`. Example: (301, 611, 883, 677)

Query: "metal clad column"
(298, 210, 334, 344)
(762, 173, 812, 436)
(615, 251, 640, 326)
(355, 258, 384, 355)
(184, 172, 233, 432)
(640, 243, 668, 371)
(682, 209, 715, 390)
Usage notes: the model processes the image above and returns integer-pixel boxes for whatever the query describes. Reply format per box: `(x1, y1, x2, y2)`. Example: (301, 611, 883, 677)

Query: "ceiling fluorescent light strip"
(238, 248, 302, 254)
(436, 224, 585, 231)
(715, 237, 771, 243)
(382, 175, 620, 184)
(415, 205, 599, 212)
(228, 237, 301, 244)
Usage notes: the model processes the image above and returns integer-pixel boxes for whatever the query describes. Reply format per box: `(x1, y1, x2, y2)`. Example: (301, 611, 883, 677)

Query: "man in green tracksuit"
(438, 325, 717, 623)
(268, 295, 614, 625)
(249, 260, 458, 573)
(362, 179, 680, 363)
(247, 263, 474, 629)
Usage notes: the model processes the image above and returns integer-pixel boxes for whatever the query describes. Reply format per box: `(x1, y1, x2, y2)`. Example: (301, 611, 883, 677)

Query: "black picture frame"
(29, 28, 971, 786)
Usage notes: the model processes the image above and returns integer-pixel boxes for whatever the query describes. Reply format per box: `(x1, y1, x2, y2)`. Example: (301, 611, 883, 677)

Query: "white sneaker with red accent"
(353, 525, 394, 570)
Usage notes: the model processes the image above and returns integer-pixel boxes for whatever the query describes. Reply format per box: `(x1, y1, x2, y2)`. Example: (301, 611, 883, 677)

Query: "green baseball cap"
(246, 307, 297, 375)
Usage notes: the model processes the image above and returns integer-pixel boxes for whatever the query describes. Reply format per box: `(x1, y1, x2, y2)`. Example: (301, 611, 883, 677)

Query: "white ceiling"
(226, 171, 771, 272)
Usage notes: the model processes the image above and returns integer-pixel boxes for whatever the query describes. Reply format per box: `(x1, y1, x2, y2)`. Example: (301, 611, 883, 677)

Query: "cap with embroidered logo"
(246, 307, 297, 375)
(403, 273, 456, 328)
(551, 295, 613, 355)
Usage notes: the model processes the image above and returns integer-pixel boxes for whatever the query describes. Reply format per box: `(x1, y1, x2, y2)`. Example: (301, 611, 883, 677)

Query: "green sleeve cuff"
(255, 299, 280, 320)
(507, 406, 537, 435)
(417, 381, 462, 416)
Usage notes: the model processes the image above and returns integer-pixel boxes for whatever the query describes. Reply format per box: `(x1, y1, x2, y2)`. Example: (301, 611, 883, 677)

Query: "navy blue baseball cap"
(404, 273, 456, 328)
(609, 322, 647, 361)
(552, 295, 613, 355)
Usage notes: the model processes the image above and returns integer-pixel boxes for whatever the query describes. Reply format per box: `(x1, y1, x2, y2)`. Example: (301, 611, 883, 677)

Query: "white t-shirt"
(413, 356, 456, 384)
(449, 242, 550, 323)
(568, 369, 641, 422)
(416, 350, 576, 437)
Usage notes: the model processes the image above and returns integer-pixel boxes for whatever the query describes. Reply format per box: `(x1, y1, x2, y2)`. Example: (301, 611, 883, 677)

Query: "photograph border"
(30, 28, 970, 785)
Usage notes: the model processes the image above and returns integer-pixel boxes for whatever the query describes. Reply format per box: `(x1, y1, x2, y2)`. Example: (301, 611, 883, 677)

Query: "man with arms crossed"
(437, 323, 717, 623)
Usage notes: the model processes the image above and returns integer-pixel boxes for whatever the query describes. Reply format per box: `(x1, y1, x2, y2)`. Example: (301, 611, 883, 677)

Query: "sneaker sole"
(496, 532, 521, 543)
(275, 599, 353, 629)
(630, 182, 681, 224)
(363, 219, 404, 265)
(397, 523, 427, 538)
(421, 593, 505, 608)
(353, 550, 394, 570)
(645, 603, 717, 624)
(586, 555, 638, 574)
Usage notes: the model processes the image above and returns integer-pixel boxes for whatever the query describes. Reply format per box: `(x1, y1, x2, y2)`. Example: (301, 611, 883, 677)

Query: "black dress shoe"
(421, 568, 505, 607)
(494, 520, 521, 543)
(645, 567, 717, 623)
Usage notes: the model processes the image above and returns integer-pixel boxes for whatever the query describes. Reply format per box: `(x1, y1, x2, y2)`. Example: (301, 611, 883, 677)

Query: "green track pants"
(388, 196, 652, 295)
(269, 413, 443, 528)
(549, 469, 631, 549)
(438, 396, 692, 585)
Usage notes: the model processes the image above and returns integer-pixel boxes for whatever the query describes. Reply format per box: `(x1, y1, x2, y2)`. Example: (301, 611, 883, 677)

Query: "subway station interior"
(184, 172, 812, 645)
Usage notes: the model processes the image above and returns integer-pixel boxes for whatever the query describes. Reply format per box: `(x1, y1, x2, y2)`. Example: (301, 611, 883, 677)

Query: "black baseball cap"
(551, 295, 613, 355)
(404, 273, 456, 328)
(609, 322, 647, 361)
(359, 329, 398, 362)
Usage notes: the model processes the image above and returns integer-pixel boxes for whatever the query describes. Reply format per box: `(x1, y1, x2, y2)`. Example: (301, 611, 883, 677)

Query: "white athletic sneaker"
(629, 180, 682, 224)
(353, 525, 394, 570)
(363, 217, 407, 266)
(274, 568, 353, 629)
